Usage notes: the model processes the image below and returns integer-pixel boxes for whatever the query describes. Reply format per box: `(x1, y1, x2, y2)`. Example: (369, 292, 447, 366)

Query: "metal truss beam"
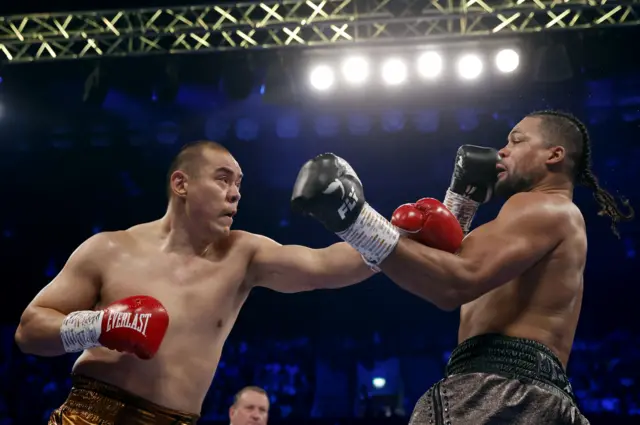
(1, 0, 639, 64)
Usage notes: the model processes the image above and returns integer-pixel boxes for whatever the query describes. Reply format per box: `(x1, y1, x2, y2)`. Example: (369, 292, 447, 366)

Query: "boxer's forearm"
(15, 306, 68, 356)
(251, 241, 374, 292)
(312, 242, 376, 288)
(381, 238, 473, 311)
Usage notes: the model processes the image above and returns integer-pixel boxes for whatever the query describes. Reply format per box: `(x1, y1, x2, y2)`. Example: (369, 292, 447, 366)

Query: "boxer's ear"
(171, 170, 188, 198)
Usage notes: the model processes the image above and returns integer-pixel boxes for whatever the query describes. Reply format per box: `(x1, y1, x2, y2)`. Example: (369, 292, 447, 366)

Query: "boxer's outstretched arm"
(15, 233, 108, 356)
(247, 235, 374, 293)
(381, 193, 567, 310)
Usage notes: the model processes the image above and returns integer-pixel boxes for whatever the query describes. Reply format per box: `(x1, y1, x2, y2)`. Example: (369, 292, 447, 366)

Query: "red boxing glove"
(60, 295, 169, 360)
(391, 198, 464, 254)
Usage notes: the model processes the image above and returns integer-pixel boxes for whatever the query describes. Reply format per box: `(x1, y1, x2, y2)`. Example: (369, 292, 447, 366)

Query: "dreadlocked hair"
(528, 110, 634, 238)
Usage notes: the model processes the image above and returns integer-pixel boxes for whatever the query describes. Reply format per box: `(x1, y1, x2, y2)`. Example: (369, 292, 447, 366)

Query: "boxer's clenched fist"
(60, 295, 169, 360)
(291, 153, 399, 270)
(392, 198, 464, 254)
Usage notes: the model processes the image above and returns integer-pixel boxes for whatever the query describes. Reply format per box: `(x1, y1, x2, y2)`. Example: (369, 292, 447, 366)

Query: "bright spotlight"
(417, 52, 443, 78)
(309, 65, 335, 91)
(457, 54, 483, 80)
(342, 57, 369, 84)
(382, 59, 407, 86)
(372, 377, 386, 389)
(495, 49, 520, 73)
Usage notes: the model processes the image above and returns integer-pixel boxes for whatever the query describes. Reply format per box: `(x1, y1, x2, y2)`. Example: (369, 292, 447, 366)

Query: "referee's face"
(229, 390, 269, 425)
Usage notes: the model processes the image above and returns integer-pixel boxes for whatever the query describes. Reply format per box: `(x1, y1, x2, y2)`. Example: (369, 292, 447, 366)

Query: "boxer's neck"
(159, 205, 218, 257)
(529, 173, 573, 199)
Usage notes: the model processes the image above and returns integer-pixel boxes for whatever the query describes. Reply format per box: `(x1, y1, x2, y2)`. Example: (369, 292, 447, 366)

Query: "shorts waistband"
(64, 374, 199, 424)
(445, 334, 576, 401)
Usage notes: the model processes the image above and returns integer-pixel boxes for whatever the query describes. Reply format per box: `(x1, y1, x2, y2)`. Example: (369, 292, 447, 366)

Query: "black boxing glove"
(443, 145, 500, 233)
(291, 153, 399, 270)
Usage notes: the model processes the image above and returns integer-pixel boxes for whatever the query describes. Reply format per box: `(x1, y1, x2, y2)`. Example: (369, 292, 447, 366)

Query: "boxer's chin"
(209, 220, 232, 237)
(495, 175, 533, 199)
(218, 223, 232, 235)
(495, 178, 516, 199)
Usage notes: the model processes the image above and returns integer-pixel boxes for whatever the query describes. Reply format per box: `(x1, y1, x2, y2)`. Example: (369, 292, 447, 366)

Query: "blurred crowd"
(0, 326, 639, 424)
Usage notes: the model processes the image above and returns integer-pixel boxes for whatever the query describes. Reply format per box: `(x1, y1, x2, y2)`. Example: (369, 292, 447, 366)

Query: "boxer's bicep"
(16, 233, 113, 355)
(26, 233, 109, 315)
(248, 235, 372, 293)
(456, 194, 565, 301)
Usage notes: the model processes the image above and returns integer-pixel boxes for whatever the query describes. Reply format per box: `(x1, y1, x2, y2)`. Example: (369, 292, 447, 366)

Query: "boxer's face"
(229, 390, 269, 425)
(182, 148, 242, 236)
(496, 116, 564, 198)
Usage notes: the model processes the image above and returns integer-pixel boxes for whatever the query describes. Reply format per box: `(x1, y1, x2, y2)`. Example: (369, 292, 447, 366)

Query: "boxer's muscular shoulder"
(232, 231, 279, 264)
(29, 232, 124, 312)
(231, 231, 284, 283)
(76, 230, 144, 274)
(230, 230, 275, 253)
(124, 221, 164, 246)
(72, 231, 125, 267)
(498, 192, 579, 233)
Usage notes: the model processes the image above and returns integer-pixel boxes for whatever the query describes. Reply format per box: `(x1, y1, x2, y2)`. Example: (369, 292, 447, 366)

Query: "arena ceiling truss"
(0, 0, 638, 63)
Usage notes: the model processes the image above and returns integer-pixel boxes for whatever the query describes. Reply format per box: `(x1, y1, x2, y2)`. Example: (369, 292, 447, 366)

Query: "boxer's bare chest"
(98, 242, 251, 333)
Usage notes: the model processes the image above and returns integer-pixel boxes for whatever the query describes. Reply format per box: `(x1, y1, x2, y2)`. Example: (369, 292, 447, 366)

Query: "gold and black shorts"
(48, 374, 199, 425)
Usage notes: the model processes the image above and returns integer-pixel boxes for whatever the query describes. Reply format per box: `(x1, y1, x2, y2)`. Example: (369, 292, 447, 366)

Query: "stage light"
(417, 52, 443, 78)
(457, 54, 483, 80)
(382, 59, 407, 85)
(342, 57, 369, 84)
(309, 65, 335, 91)
(495, 49, 520, 73)
(372, 377, 386, 389)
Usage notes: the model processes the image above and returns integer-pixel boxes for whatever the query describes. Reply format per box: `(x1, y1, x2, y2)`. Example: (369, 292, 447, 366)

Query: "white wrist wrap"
(444, 189, 480, 234)
(336, 203, 400, 270)
(60, 310, 104, 353)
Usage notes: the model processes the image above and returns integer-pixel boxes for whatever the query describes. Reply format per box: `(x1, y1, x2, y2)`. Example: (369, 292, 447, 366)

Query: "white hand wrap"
(444, 189, 480, 234)
(60, 310, 104, 353)
(336, 203, 400, 271)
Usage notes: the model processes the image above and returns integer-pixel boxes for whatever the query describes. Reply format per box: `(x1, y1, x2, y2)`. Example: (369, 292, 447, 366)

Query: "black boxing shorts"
(48, 374, 199, 425)
(409, 333, 591, 425)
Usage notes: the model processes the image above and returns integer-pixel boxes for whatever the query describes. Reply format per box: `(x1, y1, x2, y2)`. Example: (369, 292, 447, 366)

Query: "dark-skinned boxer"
(291, 111, 633, 424)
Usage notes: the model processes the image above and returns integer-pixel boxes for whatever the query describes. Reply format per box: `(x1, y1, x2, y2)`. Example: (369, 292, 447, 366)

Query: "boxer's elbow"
(436, 288, 476, 311)
(14, 324, 28, 353)
(14, 326, 44, 355)
(432, 293, 463, 311)
(430, 282, 470, 311)
(397, 279, 461, 311)
(15, 310, 38, 354)
(15, 307, 65, 356)
(443, 265, 496, 310)
(436, 264, 484, 311)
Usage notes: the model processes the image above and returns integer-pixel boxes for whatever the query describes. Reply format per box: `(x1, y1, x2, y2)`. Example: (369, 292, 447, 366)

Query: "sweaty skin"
(380, 116, 588, 368)
(383, 192, 586, 368)
(15, 147, 373, 414)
